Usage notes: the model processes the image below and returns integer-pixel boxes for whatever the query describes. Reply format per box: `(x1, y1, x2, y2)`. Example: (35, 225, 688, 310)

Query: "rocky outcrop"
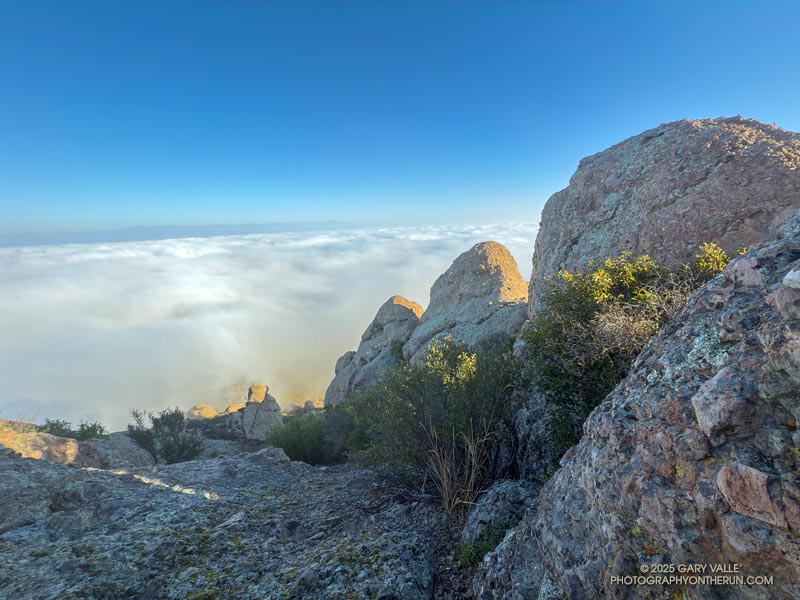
(0, 447, 444, 599)
(479, 210, 800, 599)
(189, 384, 282, 441)
(0, 424, 153, 469)
(325, 296, 423, 406)
(528, 116, 800, 314)
(326, 242, 528, 404)
(403, 241, 528, 364)
(246, 384, 269, 403)
(186, 403, 219, 420)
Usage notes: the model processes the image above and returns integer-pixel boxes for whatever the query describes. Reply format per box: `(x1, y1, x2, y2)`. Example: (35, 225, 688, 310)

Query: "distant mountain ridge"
(0, 220, 353, 248)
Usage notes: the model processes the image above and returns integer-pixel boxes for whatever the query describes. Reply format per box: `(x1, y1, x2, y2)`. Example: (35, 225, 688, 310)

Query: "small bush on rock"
(128, 407, 205, 463)
(39, 419, 108, 440)
(455, 527, 507, 572)
(522, 244, 734, 459)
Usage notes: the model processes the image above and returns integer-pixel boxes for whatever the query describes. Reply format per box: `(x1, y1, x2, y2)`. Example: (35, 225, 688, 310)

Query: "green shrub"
(128, 408, 204, 464)
(455, 528, 507, 572)
(75, 421, 108, 440)
(39, 419, 108, 440)
(40, 419, 73, 438)
(522, 244, 733, 460)
(266, 406, 352, 465)
(347, 335, 528, 513)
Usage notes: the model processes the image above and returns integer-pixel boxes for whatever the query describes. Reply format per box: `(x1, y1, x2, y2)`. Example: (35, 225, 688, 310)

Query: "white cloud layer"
(0, 223, 537, 430)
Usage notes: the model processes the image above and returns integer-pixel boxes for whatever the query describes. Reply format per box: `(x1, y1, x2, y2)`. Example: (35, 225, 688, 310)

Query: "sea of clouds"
(0, 223, 537, 431)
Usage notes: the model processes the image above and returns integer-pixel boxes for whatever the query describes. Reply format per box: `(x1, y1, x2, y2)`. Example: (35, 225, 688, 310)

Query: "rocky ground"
(0, 445, 475, 600)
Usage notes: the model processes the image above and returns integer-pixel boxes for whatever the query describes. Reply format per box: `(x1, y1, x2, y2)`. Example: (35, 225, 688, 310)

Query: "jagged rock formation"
(325, 242, 528, 405)
(0, 447, 444, 600)
(477, 210, 800, 599)
(246, 384, 269, 403)
(528, 116, 800, 314)
(325, 296, 423, 406)
(404, 242, 528, 364)
(189, 384, 281, 441)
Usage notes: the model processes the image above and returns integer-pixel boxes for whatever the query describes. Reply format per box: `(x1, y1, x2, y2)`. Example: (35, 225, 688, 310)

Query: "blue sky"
(1, 1, 799, 234)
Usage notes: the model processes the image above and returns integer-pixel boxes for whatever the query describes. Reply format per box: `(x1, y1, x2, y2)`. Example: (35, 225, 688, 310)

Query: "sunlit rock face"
(477, 210, 800, 600)
(188, 384, 281, 441)
(403, 241, 528, 364)
(325, 241, 529, 406)
(324, 295, 423, 407)
(529, 116, 800, 315)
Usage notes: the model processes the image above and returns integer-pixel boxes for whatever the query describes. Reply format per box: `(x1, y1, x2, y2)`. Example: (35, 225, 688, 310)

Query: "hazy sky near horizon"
(2, 1, 800, 234)
(0, 223, 536, 430)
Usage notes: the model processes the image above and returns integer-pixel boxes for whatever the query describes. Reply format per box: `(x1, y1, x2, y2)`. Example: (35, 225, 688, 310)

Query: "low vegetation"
(128, 407, 205, 463)
(521, 243, 736, 458)
(455, 530, 507, 572)
(266, 407, 351, 465)
(263, 335, 528, 513)
(39, 419, 108, 440)
(348, 335, 528, 513)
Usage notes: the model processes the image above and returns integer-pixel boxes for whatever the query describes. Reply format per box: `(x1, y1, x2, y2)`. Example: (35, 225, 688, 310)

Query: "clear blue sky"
(1, 1, 799, 234)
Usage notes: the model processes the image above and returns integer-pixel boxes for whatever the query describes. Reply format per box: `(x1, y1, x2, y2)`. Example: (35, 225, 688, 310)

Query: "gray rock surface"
(481, 210, 800, 599)
(325, 295, 423, 406)
(528, 116, 800, 314)
(0, 448, 444, 600)
(461, 480, 537, 544)
(404, 241, 528, 364)
(474, 529, 564, 600)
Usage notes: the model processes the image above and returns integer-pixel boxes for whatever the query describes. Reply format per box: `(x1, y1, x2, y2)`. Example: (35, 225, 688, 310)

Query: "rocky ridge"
(4, 116, 800, 600)
(476, 210, 800, 599)
(528, 116, 800, 314)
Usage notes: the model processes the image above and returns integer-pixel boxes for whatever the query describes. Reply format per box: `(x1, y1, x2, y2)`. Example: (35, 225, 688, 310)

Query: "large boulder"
(480, 210, 800, 599)
(403, 241, 528, 363)
(529, 116, 800, 314)
(325, 295, 423, 406)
